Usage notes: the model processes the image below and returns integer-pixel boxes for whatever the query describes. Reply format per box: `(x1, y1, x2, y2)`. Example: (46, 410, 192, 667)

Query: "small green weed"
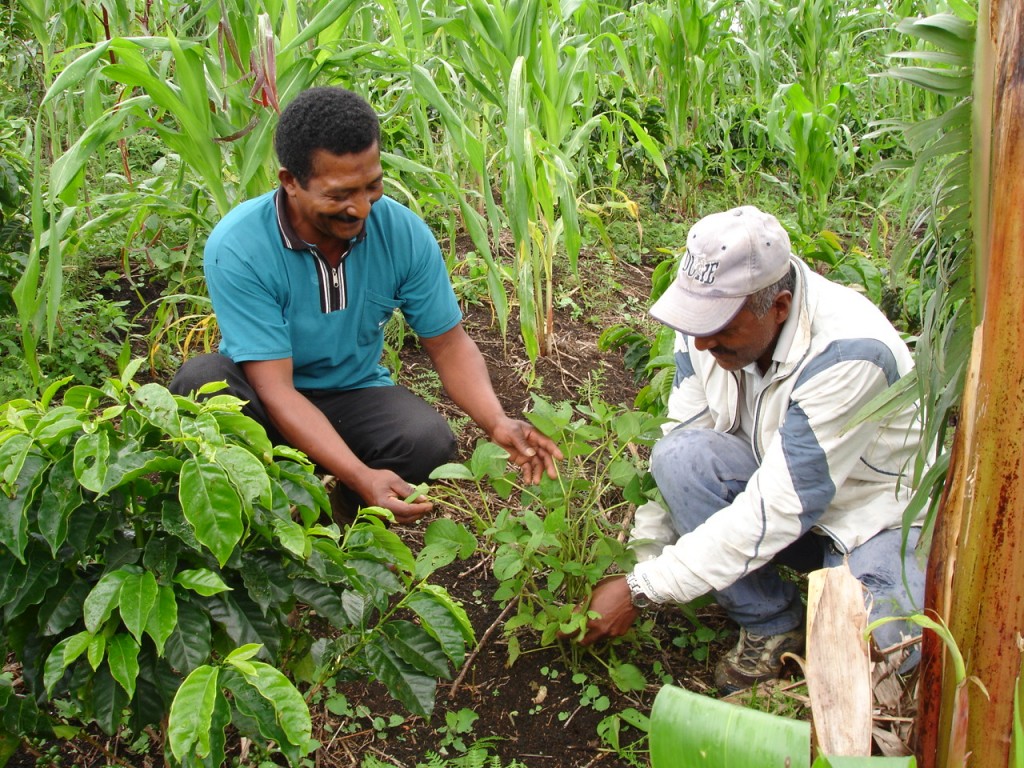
(672, 621, 731, 665)
(574, 674, 611, 714)
(596, 707, 650, 768)
(436, 708, 480, 754)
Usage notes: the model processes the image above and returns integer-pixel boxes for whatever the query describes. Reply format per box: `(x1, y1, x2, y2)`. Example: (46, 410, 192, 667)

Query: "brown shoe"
(714, 627, 804, 694)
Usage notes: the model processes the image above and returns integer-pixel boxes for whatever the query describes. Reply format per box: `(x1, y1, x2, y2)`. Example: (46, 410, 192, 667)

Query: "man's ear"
(773, 290, 793, 326)
(278, 167, 297, 192)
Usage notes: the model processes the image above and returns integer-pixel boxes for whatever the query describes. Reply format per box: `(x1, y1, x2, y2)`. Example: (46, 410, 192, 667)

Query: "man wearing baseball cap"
(575, 206, 926, 693)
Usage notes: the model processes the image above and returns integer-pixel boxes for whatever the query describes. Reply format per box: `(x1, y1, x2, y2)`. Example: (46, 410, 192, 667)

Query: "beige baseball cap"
(649, 206, 792, 335)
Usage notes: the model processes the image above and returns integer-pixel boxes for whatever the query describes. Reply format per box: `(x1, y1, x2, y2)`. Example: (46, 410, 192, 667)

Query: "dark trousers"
(169, 354, 457, 504)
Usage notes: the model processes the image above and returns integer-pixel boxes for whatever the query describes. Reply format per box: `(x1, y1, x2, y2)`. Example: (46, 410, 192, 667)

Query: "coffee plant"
(0, 362, 475, 766)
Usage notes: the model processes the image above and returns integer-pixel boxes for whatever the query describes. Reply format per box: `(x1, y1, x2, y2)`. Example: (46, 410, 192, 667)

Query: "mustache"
(327, 213, 362, 223)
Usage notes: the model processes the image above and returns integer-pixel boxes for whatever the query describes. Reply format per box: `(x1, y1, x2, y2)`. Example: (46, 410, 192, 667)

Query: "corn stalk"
(916, 1, 1024, 766)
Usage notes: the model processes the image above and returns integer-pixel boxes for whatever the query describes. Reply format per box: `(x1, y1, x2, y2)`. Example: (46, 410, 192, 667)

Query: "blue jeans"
(650, 428, 925, 653)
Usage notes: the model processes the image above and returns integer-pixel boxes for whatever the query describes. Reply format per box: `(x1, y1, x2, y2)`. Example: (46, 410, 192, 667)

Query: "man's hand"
(420, 327, 563, 484)
(353, 468, 433, 524)
(488, 416, 563, 485)
(576, 575, 639, 647)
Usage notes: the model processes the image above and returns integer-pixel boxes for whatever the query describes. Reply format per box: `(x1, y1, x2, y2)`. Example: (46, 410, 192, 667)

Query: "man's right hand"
(353, 468, 433, 524)
(242, 359, 434, 525)
(576, 575, 640, 646)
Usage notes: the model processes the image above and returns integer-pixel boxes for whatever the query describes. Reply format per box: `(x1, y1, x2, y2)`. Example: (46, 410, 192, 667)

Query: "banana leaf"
(650, 685, 917, 767)
(649, 684, 810, 768)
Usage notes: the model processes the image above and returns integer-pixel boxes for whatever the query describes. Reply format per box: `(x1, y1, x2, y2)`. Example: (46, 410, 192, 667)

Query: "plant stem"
(448, 595, 519, 699)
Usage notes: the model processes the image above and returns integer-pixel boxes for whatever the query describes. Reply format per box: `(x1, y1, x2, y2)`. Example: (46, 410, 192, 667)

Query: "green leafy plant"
(0, 364, 475, 765)
(430, 394, 663, 663)
(764, 81, 857, 234)
(436, 707, 480, 754)
(672, 609, 731, 665)
(597, 706, 650, 768)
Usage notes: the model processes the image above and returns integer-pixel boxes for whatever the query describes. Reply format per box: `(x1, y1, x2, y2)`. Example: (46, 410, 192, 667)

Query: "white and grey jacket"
(630, 258, 924, 605)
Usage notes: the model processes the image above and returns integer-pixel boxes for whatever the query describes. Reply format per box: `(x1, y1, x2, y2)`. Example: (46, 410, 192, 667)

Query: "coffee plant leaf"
(178, 457, 244, 566)
(91, 663, 129, 736)
(381, 620, 452, 679)
(364, 636, 438, 717)
(144, 585, 178, 656)
(118, 570, 159, 643)
(215, 444, 273, 508)
(174, 568, 232, 597)
(132, 383, 182, 437)
(229, 658, 311, 748)
(106, 633, 140, 699)
(167, 664, 220, 761)
(223, 670, 303, 766)
(164, 599, 212, 674)
(35, 454, 81, 555)
(40, 577, 91, 636)
(82, 568, 130, 633)
(0, 451, 46, 561)
(406, 585, 474, 664)
(202, 592, 281, 659)
(292, 578, 348, 628)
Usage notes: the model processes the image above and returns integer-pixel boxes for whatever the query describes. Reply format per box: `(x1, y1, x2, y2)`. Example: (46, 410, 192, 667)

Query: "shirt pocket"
(358, 290, 402, 347)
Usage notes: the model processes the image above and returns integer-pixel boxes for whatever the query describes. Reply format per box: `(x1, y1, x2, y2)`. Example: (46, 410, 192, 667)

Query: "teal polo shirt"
(204, 189, 462, 390)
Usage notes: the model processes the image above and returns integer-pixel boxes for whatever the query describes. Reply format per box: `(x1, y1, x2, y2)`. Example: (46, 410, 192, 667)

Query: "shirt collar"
(274, 187, 307, 250)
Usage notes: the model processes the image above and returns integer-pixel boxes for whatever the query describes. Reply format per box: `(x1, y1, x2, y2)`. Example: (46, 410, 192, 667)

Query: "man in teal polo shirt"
(171, 87, 561, 524)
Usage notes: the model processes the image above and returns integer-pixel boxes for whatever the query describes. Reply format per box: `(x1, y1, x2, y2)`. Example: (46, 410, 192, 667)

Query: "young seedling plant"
(428, 393, 665, 666)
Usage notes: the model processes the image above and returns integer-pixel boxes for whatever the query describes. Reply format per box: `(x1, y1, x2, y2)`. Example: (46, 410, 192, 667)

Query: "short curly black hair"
(274, 87, 381, 187)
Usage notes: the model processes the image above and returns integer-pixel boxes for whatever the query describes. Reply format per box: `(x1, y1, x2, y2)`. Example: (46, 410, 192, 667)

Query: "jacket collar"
(772, 257, 812, 375)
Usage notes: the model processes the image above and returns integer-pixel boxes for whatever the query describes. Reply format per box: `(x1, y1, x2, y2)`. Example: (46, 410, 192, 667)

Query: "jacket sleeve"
(633, 345, 902, 605)
(664, 334, 716, 432)
(628, 500, 676, 562)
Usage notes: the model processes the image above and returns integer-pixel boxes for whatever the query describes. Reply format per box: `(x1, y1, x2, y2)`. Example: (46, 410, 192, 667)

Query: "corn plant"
(763, 82, 858, 234)
(785, 0, 851, 108)
(644, 0, 730, 204)
(11, 0, 350, 390)
(0, 365, 474, 764)
(395, 0, 666, 364)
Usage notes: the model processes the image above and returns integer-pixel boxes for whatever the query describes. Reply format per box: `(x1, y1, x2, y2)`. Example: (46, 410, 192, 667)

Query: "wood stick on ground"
(449, 596, 519, 699)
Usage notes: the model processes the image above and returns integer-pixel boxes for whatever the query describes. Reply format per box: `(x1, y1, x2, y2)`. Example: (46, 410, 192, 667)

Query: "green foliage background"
(0, 0, 968, 393)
